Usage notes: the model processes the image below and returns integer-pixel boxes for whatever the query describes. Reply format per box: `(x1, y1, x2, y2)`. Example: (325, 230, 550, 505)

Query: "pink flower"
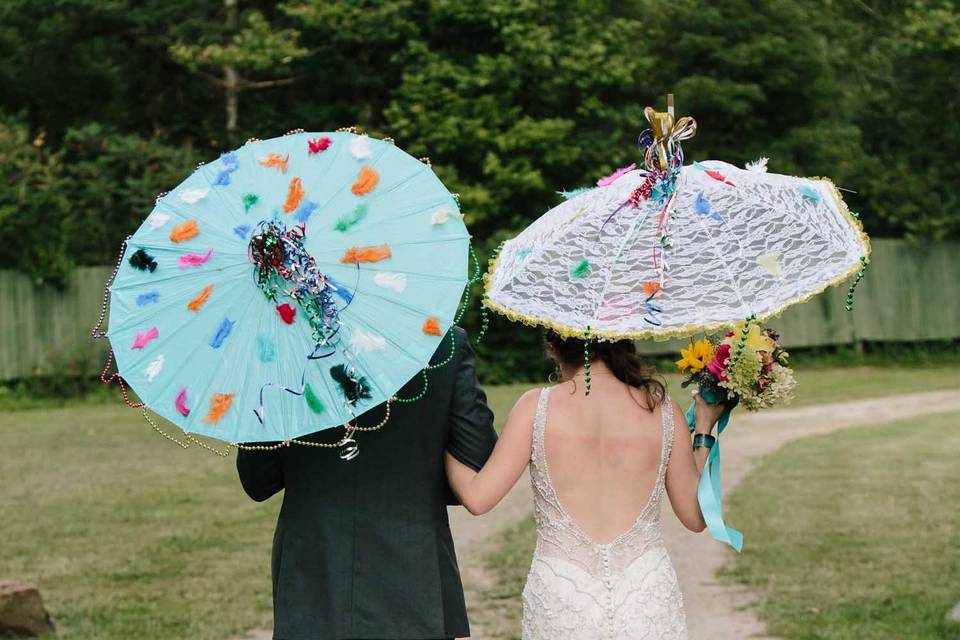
(706, 343, 731, 381)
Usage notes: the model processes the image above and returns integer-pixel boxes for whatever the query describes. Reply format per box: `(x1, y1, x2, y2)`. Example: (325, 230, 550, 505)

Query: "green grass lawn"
(723, 412, 960, 640)
(0, 365, 958, 639)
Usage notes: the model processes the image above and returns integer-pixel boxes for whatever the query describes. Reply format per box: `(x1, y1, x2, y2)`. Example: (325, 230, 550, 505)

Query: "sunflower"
(676, 338, 716, 373)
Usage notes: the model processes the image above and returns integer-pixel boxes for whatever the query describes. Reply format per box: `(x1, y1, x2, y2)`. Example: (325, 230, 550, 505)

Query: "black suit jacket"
(236, 327, 497, 640)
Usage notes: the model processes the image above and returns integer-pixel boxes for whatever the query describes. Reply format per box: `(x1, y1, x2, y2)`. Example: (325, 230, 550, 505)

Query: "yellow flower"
(722, 323, 775, 353)
(676, 338, 715, 373)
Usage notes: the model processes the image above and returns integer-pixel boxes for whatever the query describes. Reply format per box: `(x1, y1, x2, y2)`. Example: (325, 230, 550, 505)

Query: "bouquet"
(676, 323, 796, 411)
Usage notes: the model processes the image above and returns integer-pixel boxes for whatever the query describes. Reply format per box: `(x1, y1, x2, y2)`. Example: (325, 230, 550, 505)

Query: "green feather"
(334, 204, 368, 232)
(304, 384, 325, 414)
(569, 258, 591, 279)
(242, 193, 259, 212)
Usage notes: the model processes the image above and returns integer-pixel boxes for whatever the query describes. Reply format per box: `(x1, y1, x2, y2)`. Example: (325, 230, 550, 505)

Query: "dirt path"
(452, 388, 960, 640)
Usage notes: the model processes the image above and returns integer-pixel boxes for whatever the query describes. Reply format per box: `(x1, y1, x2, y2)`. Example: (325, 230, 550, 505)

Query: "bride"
(445, 331, 723, 639)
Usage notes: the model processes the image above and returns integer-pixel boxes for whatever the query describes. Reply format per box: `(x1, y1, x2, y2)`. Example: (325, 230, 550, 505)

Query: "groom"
(236, 327, 497, 640)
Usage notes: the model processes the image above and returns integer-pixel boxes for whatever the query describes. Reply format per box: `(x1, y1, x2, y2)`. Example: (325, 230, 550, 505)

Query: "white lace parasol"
(485, 109, 870, 341)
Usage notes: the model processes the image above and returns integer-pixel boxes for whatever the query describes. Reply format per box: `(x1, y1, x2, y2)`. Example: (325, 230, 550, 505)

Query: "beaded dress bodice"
(521, 387, 688, 640)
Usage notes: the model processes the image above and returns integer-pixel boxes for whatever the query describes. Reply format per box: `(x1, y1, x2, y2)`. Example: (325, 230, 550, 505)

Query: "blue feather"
(136, 291, 160, 306)
(293, 200, 319, 223)
(209, 318, 235, 349)
(557, 187, 595, 200)
(798, 184, 821, 201)
(233, 224, 251, 239)
(694, 192, 725, 224)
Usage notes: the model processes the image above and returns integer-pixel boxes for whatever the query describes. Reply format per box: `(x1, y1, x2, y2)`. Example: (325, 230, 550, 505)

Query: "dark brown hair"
(544, 330, 665, 409)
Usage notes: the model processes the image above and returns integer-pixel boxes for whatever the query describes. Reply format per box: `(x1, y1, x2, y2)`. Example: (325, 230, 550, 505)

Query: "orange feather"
(422, 317, 442, 336)
(282, 177, 305, 213)
(170, 219, 199, 243)
(187, 284, 214, 312)
(351, 166, 380, 196)
(340, 244, 392, 264)
(259, 153, 289, 174)
(202, 393, 235, 424)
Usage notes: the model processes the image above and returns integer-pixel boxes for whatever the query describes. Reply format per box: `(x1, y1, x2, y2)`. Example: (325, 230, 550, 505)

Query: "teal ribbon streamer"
(685, 386, 743, 552)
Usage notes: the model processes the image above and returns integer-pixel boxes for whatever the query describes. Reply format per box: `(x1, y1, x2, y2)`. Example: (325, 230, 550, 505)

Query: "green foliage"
(0, 0, 957, 371)
(170, 10, 306, 73)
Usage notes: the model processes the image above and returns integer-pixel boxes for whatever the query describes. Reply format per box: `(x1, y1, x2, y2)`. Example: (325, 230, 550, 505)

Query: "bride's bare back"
(543, 376, 665, 544)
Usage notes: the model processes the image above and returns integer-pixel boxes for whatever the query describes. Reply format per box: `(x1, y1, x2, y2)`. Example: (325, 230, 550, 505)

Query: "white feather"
(350, 328, 386, 352)
(178, 187, 210, 204)
(146, 213, 170, 230)
(144, 355, 165, 382)
(350, 134, 373, 160)
(431, 208, 464, 225)
(373, 271, 407, 293)
(745, 157, 769, 173)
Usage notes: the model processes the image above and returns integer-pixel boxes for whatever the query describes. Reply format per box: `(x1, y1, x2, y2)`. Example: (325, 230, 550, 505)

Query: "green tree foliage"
(0, 0, 956, 377)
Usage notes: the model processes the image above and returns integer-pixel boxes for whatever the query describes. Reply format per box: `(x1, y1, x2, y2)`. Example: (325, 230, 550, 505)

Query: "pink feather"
(131, 327, 159, 350)
(597, 163, 637, 187)
(178, 249, 213, 268)
(175, 387, 190, 416)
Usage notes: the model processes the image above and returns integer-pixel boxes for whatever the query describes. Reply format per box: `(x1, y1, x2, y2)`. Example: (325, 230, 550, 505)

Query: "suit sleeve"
(236, 446, 285, 502)
(445, 327, 498, 472)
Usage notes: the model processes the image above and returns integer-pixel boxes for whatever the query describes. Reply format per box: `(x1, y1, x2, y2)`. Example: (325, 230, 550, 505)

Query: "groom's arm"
(236, 446, 285, 502)
(445, 327, 497, 473)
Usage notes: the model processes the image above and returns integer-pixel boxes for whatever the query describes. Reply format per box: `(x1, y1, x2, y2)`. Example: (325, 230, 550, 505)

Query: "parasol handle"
(667, 93, 675, 119)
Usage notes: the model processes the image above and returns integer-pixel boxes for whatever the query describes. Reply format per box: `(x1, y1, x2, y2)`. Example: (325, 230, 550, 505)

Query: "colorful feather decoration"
(694, 192, 725, 223)
(330, 364, 372, 404)
(132, 327, 159, 350)
(201, 392, 235, 424)
(334, 204, 368, 232)
(569, 258, 591, 279)
(144, 355, 165, 382)
(213, 152, 240, 185)
(293, 200, 318, 223)
(340, 245, 392, 264)
(209, 318, 235, 348)
(242, 193, 259, 212)
(557, 187, 595, 200)
(128, 249, 158, 272)
(136, 291, 160, 306)
(178, 249, 212, 268)
(174, 387, 190, 416)
(304, 384, 325, 413)
(308, 137, 332, 154)
(351, 166, 379, 196)
(187, 284, 214, 312)
(170, 220, 199, 243)
(597, 163, 637, 187)
(282, 177, 305, 213)
(798, 185, 821, 201)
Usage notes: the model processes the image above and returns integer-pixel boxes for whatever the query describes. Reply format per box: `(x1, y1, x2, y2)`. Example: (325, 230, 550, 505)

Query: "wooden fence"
(0, 239, 957, 380)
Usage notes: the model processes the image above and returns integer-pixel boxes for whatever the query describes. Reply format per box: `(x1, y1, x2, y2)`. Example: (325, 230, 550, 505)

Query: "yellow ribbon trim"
(483, 176, 871, 342)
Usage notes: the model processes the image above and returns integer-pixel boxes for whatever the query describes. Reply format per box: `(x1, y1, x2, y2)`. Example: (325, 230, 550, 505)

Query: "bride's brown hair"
(544, 331, 665, 410)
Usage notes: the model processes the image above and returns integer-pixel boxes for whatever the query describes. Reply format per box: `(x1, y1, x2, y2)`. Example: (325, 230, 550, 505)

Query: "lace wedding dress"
(521, 387, 688, 639)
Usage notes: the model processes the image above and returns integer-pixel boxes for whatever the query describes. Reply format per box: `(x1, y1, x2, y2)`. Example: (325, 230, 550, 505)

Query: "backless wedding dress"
(521, 387, 688, 639)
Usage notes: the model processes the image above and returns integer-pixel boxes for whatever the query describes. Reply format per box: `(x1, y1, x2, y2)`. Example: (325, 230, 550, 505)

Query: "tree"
(169, 0, 307, 144)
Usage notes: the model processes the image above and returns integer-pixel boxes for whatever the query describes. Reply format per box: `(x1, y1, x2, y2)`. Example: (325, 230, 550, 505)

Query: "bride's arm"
(665, 394, 724, 532)
(445, 389, 539, 515)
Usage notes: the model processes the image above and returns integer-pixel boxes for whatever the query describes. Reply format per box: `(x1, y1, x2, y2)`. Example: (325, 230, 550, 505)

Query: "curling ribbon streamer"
(685, 386, 743, 552)
(643, 107, 697, 171)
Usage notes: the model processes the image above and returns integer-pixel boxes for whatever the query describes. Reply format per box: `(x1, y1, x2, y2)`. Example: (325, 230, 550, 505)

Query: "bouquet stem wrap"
(685, 387, 743, 552)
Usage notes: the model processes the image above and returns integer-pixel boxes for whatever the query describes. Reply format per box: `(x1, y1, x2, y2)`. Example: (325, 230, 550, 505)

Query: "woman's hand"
(692, 388, 725, 434)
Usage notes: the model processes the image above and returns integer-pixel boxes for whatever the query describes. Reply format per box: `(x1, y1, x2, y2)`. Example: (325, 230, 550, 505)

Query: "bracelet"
(693, 433, 716, 450)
